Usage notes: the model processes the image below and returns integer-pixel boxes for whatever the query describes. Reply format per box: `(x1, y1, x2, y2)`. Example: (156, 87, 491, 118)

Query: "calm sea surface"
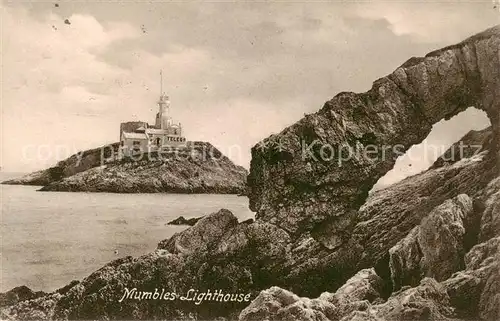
(0, 173, 254, 292)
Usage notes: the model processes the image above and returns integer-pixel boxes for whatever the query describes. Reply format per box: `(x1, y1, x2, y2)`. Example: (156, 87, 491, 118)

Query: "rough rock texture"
(240, 274, 457, 321)
(1, 143, 119, 186)
(159, 209, 238, 254)
(389, 194, 473, 291)
(239, 269, 383, 321)
(340, 278, 457, 321)
(241, 195, 500, 321)
(439, 177, 500, 320)
(476, 177, 500, 241)
(36, 142, 248, 194)
(283, 152, 495, 296)
(248, 25, 500, 241)
(443, 237, 500, 319)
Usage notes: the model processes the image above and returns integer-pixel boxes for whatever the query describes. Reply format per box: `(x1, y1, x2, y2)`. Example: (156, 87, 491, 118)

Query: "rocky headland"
(2, 142, 248, 194)
(1, 25, 499, 320)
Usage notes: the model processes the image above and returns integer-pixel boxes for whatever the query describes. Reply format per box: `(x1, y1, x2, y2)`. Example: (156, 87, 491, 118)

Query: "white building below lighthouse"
(119, 73, 187, 157)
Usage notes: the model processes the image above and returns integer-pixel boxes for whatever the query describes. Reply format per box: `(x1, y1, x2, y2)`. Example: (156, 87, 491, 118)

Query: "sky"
(1, 0, 499, 185)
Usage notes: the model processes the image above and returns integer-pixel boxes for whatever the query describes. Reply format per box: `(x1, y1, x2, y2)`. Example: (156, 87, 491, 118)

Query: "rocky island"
(2, 81, 249, 194)
(2, 141, 248, 194)
(1, 25, 499, 321)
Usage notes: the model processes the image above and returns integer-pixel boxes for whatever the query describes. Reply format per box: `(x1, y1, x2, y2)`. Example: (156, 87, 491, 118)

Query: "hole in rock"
(371, 107, 490, 192)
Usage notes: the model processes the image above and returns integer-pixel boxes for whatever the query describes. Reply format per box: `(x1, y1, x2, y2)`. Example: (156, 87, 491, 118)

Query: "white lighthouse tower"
(156, 70, 173, 129)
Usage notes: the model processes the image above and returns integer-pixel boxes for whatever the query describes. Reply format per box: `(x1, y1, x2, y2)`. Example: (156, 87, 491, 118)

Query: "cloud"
(355, 1, 500, 43)
(1, 6, 140, 170)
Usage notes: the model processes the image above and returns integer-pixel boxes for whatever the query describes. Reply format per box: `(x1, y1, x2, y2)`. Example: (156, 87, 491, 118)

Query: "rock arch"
(248, 25, 500, 246)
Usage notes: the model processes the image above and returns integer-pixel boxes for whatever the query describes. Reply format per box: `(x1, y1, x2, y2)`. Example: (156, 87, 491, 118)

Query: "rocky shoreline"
(1, 25, 499, 320)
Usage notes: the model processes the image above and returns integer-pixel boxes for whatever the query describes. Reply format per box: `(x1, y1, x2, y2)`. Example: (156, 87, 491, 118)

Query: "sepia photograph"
(1, 0, 499, 320)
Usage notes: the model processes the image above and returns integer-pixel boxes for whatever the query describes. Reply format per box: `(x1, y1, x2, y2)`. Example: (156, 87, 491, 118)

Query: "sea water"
(0, 174, 254, 292)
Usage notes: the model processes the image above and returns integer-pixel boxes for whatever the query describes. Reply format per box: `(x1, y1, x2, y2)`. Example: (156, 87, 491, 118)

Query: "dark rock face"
(389, 194, 473, 290)
(476, 177, 500, 242)
(241, 193, 500, 321)
(443, 237, 500, 319)
(166, 215, 204, 226)
(17, 142, 248, 194)
(247, 25, 500, 242)
(283, 151, 495, 297)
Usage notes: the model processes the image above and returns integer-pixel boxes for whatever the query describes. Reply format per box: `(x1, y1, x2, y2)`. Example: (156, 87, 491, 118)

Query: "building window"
(133, 141, 141, 145)
(156, 137, 161, 145)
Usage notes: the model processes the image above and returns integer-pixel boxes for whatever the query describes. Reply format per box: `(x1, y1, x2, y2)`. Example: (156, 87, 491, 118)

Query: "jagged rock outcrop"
(1, 209, 291, 320)
(28, 142, 248, 194)
(340, 278, 457, 321)
(443, 236, 500, 319)
(239, 269, 384, 321)
(241, 191, 500, 321)
(239, 274, 457, 321)
(476, 177, 500, 241)
(283, 151, 495, 296)
(159, 209, 238, 254)
(248, 25, 500, 243)
(389, 194, 473, 291)
(440, 179, 500, 319)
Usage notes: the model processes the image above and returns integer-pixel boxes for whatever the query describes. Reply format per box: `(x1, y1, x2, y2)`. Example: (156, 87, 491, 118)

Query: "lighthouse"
(119, 70, 187, 158)
(155, 71, 173, 129)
